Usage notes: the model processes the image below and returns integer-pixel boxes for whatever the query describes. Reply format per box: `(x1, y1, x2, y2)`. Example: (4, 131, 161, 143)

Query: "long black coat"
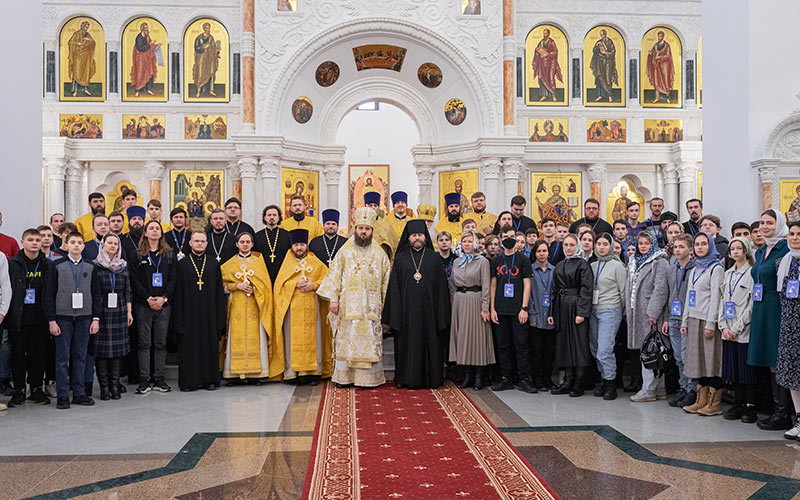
(552, 257, 594, 368)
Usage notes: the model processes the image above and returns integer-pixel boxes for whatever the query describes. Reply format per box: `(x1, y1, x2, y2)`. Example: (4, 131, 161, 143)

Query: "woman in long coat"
(625, 231, 669, 403)
(449, 231, 495, 390)
(92, 233, 133, 401)
(549, 234, 594, 397)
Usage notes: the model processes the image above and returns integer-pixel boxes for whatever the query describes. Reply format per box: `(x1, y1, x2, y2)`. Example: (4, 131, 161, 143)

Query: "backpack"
(640, 325, 674, 375)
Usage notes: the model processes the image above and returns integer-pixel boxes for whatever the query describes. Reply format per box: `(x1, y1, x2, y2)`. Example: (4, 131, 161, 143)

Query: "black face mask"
(501, 238, 517, 250)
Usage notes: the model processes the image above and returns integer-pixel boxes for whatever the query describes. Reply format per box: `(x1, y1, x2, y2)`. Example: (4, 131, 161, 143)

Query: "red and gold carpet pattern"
(303, 381, 559, 499)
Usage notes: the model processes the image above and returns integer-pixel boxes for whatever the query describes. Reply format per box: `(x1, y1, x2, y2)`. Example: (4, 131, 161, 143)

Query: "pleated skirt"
(722, 340, 758, 384)
(448, 291, 496, 366)
(683, 317, 722, 378)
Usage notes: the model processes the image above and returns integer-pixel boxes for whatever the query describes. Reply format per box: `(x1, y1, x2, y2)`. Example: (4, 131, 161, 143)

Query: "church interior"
(4, 0, 800, 499)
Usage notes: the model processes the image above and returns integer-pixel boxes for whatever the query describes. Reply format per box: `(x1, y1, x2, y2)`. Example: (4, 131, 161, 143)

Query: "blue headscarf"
(633, 232, 659, 270)
(693, 232, 720, 268)
(457, 252, 477, 268)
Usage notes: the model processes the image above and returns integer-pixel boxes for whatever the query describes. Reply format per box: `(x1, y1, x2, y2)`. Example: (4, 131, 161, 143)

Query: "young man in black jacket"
(6, 229, 53, 407)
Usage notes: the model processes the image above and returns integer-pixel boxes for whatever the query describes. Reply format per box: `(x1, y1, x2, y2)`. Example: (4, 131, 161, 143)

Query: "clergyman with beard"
(382, 219, 451, 389)
(121, 205, 147, 386)
(317, 207, 391, 388)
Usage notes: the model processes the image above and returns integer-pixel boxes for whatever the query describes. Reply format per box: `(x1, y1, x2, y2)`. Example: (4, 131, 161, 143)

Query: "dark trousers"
(55, 316, 92, 398)
(45, 334, 56, 382)
(9, 324, 49, 392)
(530, 326, 555, 384)
(495, 315, 531, 381)
(136, 303, 171, 380)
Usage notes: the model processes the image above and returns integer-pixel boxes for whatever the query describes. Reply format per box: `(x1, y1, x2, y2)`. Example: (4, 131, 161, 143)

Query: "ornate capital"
(238, 157, 259, 178)
(44, 159, 66, 180)
(259, 158, 280, 178)
(502, 159, 524, 180)
(586, 163, 607, 183)
(481, 158, 502, 179)
(226, 161, 241, 180)
(416, 166, 434, 185)
(662, 163, 679, 183)
(65, 160, 83, 182)
(758, 166, 778, 183)
(143, 160, 166, 181)
(677, 161, 698, 182)
(323, 164, 342, 185)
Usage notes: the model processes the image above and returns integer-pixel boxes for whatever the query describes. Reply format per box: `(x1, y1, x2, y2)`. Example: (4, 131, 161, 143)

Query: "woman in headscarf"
(589, 233, 627, 400)
(93, 233, 133, 401)
(748, 209, 792, 430)
(681, 232, 725, 415)
(448, 231, 495, 390)
(626, 231, 669, 403)
(719, 237, 757, 423)
(776, 222, 800, 439)
(548, 233, 594, 397)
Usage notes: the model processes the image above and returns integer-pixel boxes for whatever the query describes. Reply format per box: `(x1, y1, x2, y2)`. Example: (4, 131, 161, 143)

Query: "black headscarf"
(396, 219, 434, 254)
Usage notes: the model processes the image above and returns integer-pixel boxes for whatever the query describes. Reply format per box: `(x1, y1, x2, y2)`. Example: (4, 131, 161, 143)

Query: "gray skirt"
(448, 290, 495, 366)
(683, 317, 722, 379)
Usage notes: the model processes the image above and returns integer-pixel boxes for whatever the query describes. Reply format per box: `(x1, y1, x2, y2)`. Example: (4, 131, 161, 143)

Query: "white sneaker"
(655, 387, 667, 400)
(631, 390, 657, 403)
(0, 401, 6, 411)
(784, 422, 800, 440)
(44, 381, 57, 398)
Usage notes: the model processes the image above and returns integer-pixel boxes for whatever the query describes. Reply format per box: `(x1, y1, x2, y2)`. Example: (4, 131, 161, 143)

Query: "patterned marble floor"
(3, 377, 800, 500)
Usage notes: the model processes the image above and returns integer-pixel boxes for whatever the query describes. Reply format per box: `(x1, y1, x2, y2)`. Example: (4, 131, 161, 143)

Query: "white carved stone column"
(144, 161, 166, 202)
(586, 163, 607, 207)
(45, 159, 66, 219)
(64, 160, 83, 221)
(238, 157, 258, 226)
(323, 164, 342, 213)
(416, 166, 434, 206)
(259, 158, 280, 212)
(481, 159, 502, 214)
(662, 163, 679, 213)
(678, 161, 699, 221)
(227, 161, 242, 201)
(502, 159, 523, 208)
(758, 165, 779, 212)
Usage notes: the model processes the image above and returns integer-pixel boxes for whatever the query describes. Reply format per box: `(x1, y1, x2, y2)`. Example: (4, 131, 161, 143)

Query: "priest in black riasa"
(173, 231, 226, 391)
(309, 209, 348, 267)
(382, 219, 451, 389)
(254, 204, 291, 283)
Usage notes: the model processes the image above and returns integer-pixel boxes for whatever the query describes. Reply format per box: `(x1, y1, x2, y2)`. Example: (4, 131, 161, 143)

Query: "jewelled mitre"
(353, 206, 378, 227)
(416, 204, 437, 221)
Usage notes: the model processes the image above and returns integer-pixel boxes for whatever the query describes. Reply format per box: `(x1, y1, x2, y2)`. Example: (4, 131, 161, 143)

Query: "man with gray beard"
(317, 207, 391, 388)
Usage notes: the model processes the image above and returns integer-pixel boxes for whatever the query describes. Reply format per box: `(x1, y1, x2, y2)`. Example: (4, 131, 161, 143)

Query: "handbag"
(640, 325, 674, 375)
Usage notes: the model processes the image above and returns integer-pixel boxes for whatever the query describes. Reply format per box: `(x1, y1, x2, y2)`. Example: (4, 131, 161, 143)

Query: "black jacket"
(130, 250, 178, 304)
(6, 250, 52, 330)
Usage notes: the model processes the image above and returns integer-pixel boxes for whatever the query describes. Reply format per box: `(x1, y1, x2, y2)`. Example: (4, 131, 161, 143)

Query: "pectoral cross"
(196, 279, 204, 291)
(235, 264, 255, 296)
(270, 253, 276, 263)
(294, 258, 314, 279)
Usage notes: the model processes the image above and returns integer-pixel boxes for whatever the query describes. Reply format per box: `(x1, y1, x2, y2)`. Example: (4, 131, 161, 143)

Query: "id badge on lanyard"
(152, 273, 163, 287)
(724, 302, 736, 319)
(503, 283, 515, 298)
(671, 300, 682, 316)
(788, 280, 800, 299)
(688, 290, 696, 308)
(542, 293, 550, 308)
(24, 289, 35, 304)
(753, 284, 764, 302)
(108, 292, 118, 308)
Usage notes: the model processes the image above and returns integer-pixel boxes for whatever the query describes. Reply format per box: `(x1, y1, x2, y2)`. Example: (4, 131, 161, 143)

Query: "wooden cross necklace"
(322, 234, 341, 266)
(189, 253, 206, 290)
(264, 226, 280, 263)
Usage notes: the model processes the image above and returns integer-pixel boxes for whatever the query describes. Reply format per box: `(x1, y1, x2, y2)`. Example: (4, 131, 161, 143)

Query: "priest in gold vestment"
(281, 194, 323, 240)
(317, 207, 391, 388)
(271, 229, 328, 384)
(372, 191, 417, 260)
(221, 232, 273, 380)
(435, 192, 465, 243)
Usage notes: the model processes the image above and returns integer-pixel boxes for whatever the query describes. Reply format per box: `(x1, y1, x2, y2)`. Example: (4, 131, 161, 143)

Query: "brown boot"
(683, 385, 709, 414)
(698, 387, 724, 416)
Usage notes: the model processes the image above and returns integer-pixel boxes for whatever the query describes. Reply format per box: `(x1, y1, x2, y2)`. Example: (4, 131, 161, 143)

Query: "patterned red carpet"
(302, 381, 559, 499)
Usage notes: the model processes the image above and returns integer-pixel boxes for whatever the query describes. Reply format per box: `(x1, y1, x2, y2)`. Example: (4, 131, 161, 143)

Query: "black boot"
(85, 382, 93, 398)
(594, 380, 606, 397)
(551, 376, 573, 395)
(96, 359, 110, 401)
(758, 376, 794, 431)
(569, 377, 585, 397)
(109, 358, 122, 400)
(603, 380, 618, 400)
(459, 366, 475, 389)
(0, 378, 13, 397)
(473, 366, 486, 390)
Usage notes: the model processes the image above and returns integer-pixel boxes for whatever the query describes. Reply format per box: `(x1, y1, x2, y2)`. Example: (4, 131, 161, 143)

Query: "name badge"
(593, 289, 600, 305)
(152, 272, 163, 287)
(72, 292, 84, 309)
(724, 301, 736, 319)
(753, 284, 764, 302)
(503, 283, 515, 298)
(24, 288, 35, 304)
(671, 300, 682, 316)
(108, 292, 118, 309)
(787, 280, 800, 299)
(542, 294, 551, 308)
(688, 290, 696, 308)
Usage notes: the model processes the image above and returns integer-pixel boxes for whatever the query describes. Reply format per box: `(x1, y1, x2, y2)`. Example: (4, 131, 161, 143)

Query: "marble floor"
(2, 372, 800, 500)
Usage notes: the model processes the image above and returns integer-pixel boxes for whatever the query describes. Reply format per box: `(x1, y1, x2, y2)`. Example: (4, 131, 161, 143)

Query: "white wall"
(1, 1, 42, 238)
(335, 102, 420, 218)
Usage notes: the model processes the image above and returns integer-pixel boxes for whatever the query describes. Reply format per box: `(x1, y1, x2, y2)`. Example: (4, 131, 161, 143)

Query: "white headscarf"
(766, 210, 789, 247)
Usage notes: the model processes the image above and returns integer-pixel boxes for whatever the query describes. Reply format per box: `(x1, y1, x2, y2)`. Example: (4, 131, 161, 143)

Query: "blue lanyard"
(691, 264, 712, 288)
(70, 260, 84, 292)
(552, 241, 561, 257)
(26, 260, 41, 288)
(172, 229, 187, 250)
(535, 266, 551, 290)
(688, 222, 698, 236)
(110, 271, 116, 292)
(148, 254, 162, 273)
(502, 252, 516, 284)
(728, 268, 746, 299)
(675, 263, 687, 292)
(595, 261, 608, 285)
(513, 217, 521, 232)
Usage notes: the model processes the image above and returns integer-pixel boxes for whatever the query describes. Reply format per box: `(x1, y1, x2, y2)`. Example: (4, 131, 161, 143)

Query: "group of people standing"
(1, 187, 800, 441)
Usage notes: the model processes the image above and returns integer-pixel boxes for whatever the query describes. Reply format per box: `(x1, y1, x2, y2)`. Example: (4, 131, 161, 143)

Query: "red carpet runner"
(302, 381, 559, 499)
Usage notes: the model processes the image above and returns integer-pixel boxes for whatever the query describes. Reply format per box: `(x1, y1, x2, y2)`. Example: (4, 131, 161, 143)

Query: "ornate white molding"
(482, 158, 502, 178)
(758, 166, 778, 184)
(143, 160, 166, 180)
(65, 160, 83, 182)
(764, 111, 800, 161)
(416, 166, 435, 185)
(45, 159, 66, 181)
(502, 159, 524, 180)
(238, 156, 259, 178)
(662, 163, 679, 183)
(226, 161, 241, 180)
(323, 164, 342, 185)
(586, 163, 607, 183)
(259, 157, 280, 178)
(677, 161, 698, 182)
(503, 35, 516, 61)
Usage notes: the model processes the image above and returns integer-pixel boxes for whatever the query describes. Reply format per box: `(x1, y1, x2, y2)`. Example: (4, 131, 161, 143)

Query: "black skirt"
(722, 340, 758, 385)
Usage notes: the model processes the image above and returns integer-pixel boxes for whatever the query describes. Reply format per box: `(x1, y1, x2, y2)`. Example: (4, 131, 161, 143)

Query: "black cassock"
(173, 252, 227, 390)
(383, 220, 451, 389)
(253, 226, 291, 283)
(308, 234, 348, 268)
(205, 229, 238, 266)
(551, 257, 594, 368)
